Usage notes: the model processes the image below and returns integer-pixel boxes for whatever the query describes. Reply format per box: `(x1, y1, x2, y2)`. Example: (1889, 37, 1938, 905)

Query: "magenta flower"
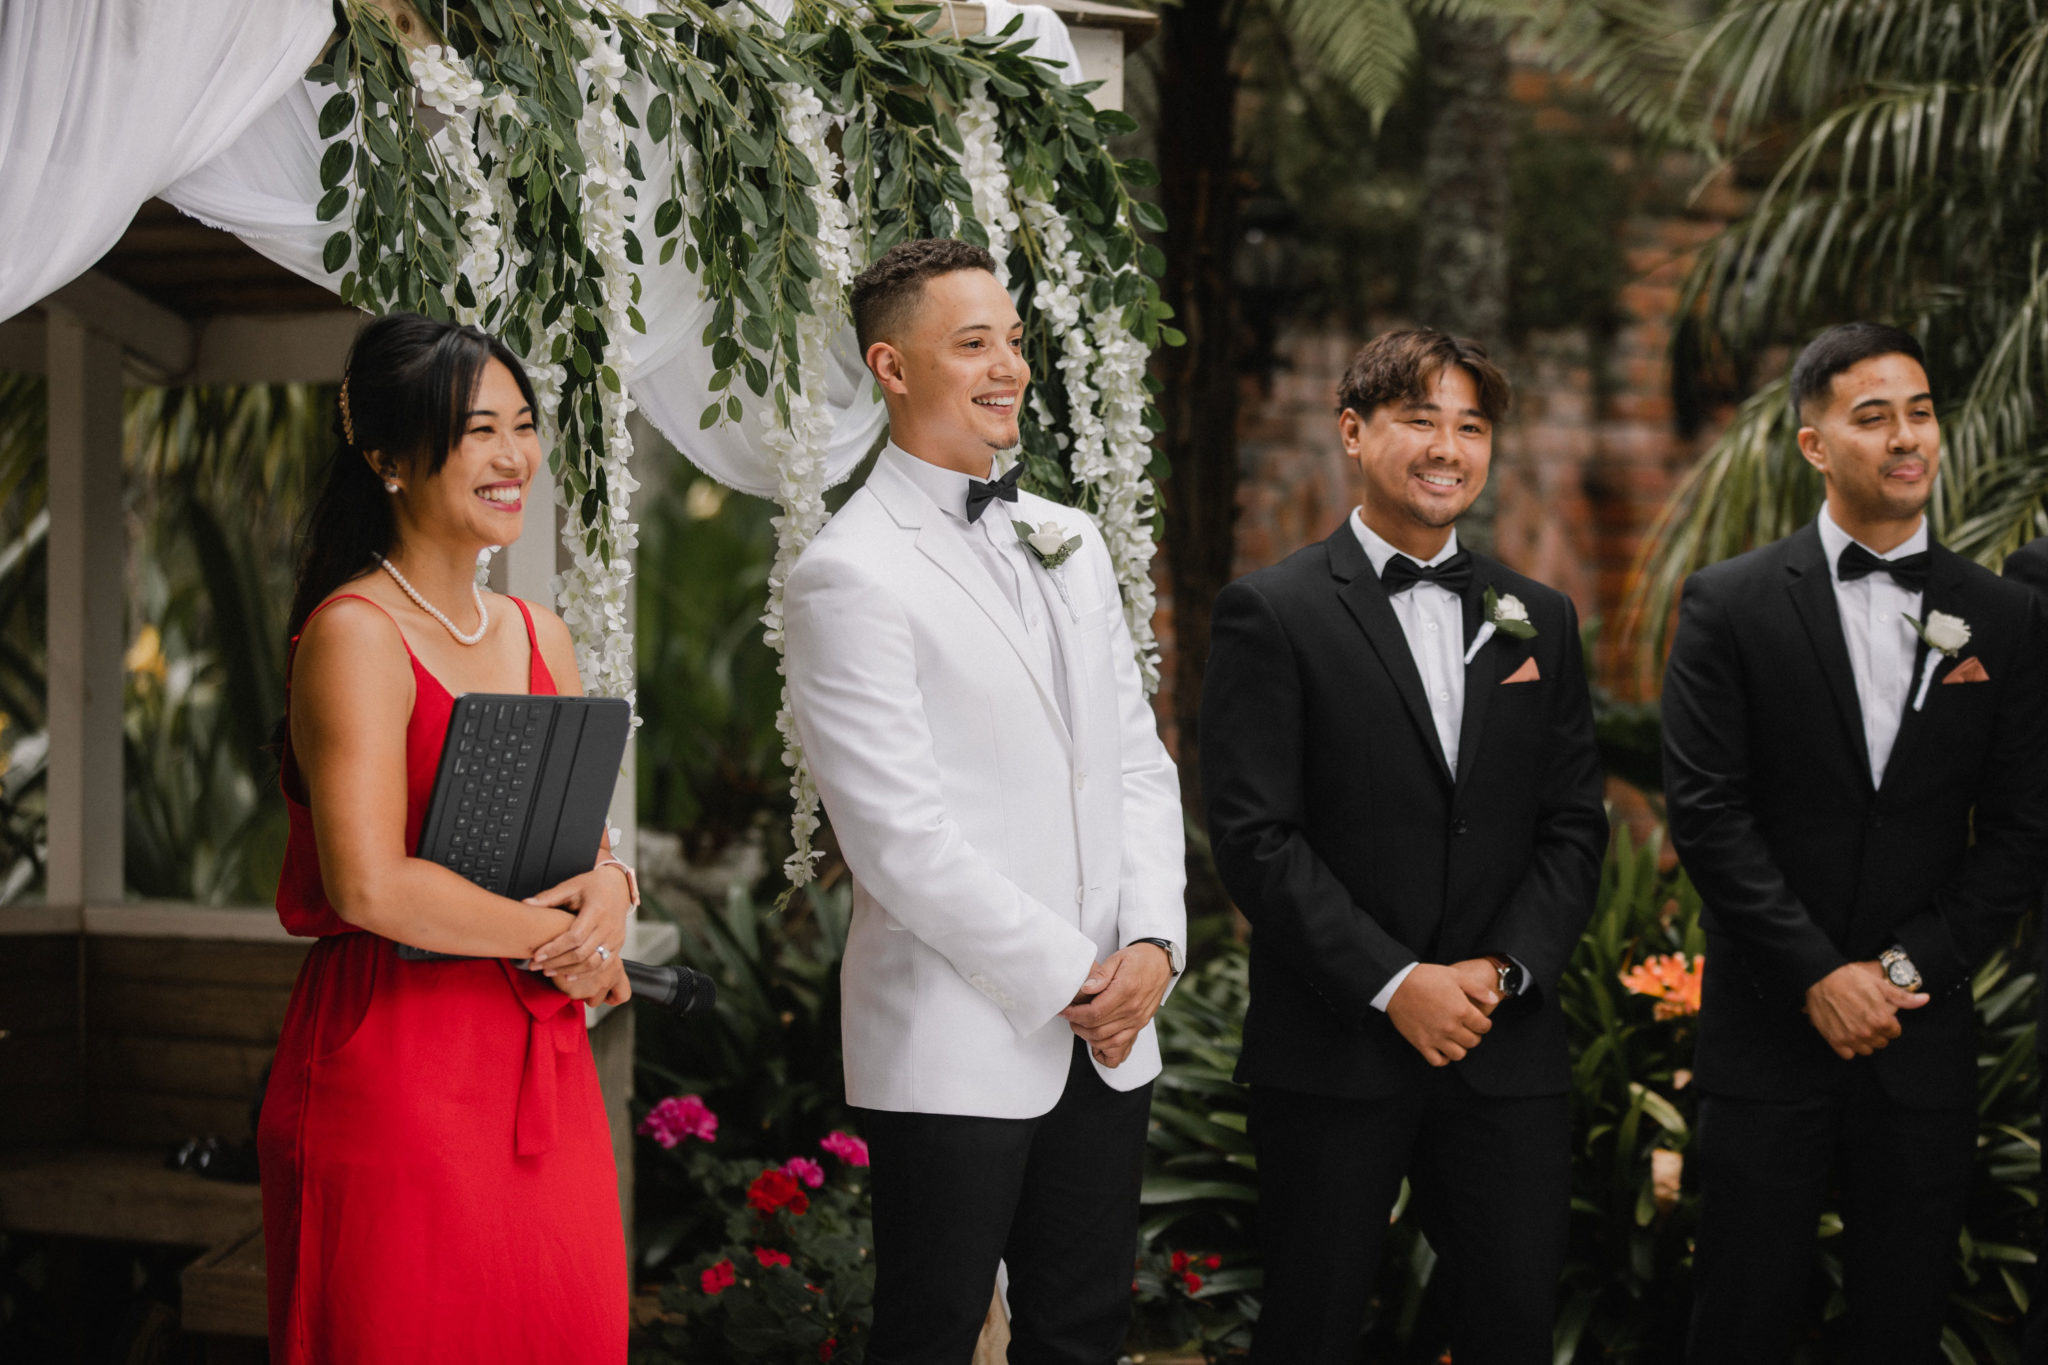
(783, 1156, 826, 1189)
(638, 1094, 719, 1148)
(820, 1130, 869, 1167)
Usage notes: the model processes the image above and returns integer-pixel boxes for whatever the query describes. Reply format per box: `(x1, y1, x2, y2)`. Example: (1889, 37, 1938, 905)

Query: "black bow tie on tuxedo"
(1836, 542, 1930, 592)
(1381, 549, 1474, 596)
(964, 462, 1023, 524)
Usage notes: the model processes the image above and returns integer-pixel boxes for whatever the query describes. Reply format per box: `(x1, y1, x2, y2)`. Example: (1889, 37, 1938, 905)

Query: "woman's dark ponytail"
(285, 313, 540, 639)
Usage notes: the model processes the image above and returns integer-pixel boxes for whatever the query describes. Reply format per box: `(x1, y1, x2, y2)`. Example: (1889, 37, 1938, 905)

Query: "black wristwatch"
(1130, 937, 1185, 977)
(1486, 953, 1525, 997)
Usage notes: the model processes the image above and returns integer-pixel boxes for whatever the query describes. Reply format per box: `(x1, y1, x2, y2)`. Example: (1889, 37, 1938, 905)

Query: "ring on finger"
(595, 944, 612, 963)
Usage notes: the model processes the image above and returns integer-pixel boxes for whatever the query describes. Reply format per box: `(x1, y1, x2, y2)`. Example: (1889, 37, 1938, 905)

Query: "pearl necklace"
(378, 555, 489, 646)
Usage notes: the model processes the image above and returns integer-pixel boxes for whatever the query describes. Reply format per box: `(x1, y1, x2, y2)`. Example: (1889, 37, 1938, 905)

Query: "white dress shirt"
(1347, 510, 1526, 1012)
(1816, 502, 1927, 788)
(884, 444, 1070, 727)
(1350, 510, 1465, 769)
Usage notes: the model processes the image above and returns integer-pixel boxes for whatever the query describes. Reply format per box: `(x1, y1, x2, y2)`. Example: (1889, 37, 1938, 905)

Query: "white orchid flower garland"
(762, 79, 859, 885)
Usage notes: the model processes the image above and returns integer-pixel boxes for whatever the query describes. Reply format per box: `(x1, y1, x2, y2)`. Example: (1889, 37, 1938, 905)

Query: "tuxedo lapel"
(868, 457, 1071, 742)
(1876, 546, 1967, 794)
(1454, 565, 1497, 787)
(1783, 526, 1874, 789)
(1328, 532, 1453, 785)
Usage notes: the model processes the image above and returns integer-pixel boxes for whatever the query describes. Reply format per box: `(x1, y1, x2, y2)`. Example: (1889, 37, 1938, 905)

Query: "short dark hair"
(1337, 329, 1511, 425)
(1790, 321, 1928, 421)
(850, 238, 999, 353)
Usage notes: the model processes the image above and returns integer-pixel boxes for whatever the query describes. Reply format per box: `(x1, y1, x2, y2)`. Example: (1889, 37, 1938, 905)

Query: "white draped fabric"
(0, 0, 1083, 497)
(0, 0, 334, 321)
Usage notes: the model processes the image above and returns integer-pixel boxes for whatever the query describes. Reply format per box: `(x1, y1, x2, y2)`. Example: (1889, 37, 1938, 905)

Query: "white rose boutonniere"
(1014, 519, 1084, 619)
(1015, 519, 1082, 571)
(1903, 609, 1971, 710)
(1464, 586, 1539, 664)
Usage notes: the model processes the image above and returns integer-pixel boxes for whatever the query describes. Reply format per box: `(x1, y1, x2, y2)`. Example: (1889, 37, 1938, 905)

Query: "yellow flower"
(125, 624, 168, 684)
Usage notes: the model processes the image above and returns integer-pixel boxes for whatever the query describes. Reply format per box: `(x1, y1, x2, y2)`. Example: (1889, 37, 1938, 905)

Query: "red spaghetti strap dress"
(258, 593, 626, 1364)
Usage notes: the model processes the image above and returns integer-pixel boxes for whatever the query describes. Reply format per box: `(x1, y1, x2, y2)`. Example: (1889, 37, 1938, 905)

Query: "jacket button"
(1453, 820, 1468, 836)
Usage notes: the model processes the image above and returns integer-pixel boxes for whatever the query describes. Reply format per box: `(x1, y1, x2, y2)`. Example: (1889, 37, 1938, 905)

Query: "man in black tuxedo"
(1999, 533, 2048, 1365)
(1665, 322, 2048, 1363)
(1202, 329, 1608, 1365)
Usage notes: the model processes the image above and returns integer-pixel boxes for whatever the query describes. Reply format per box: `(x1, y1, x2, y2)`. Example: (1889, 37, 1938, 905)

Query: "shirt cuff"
(1370, 961, 1420, 1012)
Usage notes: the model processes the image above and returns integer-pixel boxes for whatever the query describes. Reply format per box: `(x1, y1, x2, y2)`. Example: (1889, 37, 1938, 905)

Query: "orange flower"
(1617, 952, 1704, 1019)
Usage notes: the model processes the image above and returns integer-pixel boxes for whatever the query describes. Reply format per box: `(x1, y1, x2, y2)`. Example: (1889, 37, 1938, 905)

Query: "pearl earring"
(384, 480, 399, 493)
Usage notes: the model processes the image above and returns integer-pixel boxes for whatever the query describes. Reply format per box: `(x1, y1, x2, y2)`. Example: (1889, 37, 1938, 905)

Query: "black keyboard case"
(413, 693, 632, 901)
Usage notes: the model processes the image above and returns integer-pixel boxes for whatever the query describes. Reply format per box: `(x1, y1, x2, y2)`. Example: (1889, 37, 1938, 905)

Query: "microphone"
(395, 942, 716, 1015)
(622, 960, 717, 1015)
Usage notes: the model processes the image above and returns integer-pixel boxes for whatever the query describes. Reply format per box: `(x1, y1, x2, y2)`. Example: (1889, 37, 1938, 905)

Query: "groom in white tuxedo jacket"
(783, 239, 1186, 1364)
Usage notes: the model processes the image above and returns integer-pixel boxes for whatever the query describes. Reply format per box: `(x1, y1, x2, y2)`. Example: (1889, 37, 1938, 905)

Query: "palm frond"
(1263, 0, 1420, 124)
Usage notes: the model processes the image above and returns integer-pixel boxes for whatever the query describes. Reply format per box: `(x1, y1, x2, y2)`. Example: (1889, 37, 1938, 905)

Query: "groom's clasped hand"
(1061, 942, 1176, 1068)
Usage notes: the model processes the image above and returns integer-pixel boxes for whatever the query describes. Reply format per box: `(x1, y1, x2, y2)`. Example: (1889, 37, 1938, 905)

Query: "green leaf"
(318, 91, 357, 139)
(1132, 200, 1168, 233)
(322, 231, 352, 275)
(315, 186, 349, 222)
(725, 394, 743, 422)
(319, 140, 353, 191)
(1158, 325, 1186, 347)
(362, 116, 403, 165)
(647, 92, 672, 143)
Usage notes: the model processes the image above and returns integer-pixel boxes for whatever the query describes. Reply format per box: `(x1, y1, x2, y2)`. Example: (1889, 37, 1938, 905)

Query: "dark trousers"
(1249, 1069, 1572, 1365)
(1685, 1068, 1975, 1364)
(857, 1038, 1153, 1365)
(2022, 1077, 2048, 1365)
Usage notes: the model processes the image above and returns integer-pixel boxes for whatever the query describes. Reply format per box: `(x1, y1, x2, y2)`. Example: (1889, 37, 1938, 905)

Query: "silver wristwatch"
(1131, 937, 1185, 977)
(1879, 945, 1922, 993)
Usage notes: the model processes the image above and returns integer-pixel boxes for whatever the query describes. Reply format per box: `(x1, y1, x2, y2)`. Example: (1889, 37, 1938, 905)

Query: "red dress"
(259, 594, 626, 1364)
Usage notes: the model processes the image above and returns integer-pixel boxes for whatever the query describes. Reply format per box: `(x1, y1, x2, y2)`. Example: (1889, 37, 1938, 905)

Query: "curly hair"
(1336, 328, 1511, 425)
(850, 238, 998, 353)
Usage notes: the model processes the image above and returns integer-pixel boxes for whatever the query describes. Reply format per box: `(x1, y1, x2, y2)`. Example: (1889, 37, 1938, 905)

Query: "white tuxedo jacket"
(783, 449, 1186, 1118)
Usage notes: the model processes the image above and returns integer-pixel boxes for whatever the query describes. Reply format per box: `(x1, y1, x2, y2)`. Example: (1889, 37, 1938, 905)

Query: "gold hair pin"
(339, 377, 357, 446)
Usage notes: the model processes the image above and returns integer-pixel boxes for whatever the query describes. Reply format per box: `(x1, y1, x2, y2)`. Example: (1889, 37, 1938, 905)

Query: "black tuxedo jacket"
(1999, 534, 2048, 1054)
(1201, 526, 1608, 1100)
(1663, 523, 2048, 1108)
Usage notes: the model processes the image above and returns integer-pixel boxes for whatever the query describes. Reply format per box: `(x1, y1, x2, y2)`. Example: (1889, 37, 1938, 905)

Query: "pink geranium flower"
(638, 1094, 718, 1148)
(783, 1156, 826, 1189)
(820, 1130, 869, 1167)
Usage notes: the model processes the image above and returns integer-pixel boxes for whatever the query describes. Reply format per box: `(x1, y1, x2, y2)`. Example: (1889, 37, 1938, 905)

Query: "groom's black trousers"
(858, 1038, 1152, 1365)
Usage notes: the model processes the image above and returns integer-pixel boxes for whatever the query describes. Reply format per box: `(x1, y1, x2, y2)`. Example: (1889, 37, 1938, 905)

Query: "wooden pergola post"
(42, 311, 126, 915)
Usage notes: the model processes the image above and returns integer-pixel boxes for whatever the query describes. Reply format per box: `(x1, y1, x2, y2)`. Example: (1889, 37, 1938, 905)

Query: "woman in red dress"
(259, 314, 631, 1362)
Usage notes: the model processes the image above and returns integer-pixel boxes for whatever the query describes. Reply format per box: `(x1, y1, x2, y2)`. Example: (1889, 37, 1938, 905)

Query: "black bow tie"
(1836, 542, 1930, 592)
(1381, 550, 1473, 596)
(964, 462, 1023, 524)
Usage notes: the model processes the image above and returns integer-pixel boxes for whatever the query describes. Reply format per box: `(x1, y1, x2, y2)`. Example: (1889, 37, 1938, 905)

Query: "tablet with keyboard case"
(412, 693, 632, 903)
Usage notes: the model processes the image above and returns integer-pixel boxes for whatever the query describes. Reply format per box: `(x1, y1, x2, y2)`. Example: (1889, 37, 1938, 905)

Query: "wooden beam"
(41, 271, 194, 380)
(192, 311, 363, 384)
(44, 314, 126, 908)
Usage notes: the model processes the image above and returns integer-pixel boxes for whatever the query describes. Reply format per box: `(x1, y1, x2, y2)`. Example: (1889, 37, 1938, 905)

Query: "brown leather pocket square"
(1943, 656, 1989, 684)
(1501, 657, 1541, 685)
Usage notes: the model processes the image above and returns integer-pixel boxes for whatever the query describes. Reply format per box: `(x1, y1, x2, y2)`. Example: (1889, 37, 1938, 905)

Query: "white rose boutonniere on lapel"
(1015, 519, 1084, 618)
(1903, 609, 1971, 711)
(1464, 587, 1539, 664)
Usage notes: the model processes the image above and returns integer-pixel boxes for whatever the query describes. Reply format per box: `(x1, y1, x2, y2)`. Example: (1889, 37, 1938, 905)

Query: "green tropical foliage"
(1622, 0, 2048, 659)
(0, 381, 325, 906)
